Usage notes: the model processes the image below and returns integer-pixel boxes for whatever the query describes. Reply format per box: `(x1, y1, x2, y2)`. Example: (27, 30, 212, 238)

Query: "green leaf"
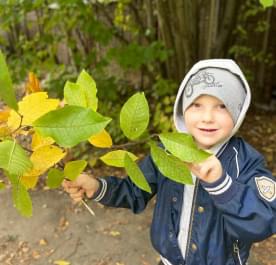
(8, 174, 32, 217)
(159, 132, 211, 163)
(100, 150, 138, 167)
(120, 92, 149, 140)
(0, 50, 18, 110)
(64, 81, 87, 107)
(0, 140, 32, 176)
(124, 154, 151, 193)
(259, 0, 274, 8)
(47, 168, 64, 188)
(13, 182, 32, 217)
(150, 143, 193, 185)
(77, 70, 98, 111)
(64, 160, 87, 181)
(33, 105, 111, 148)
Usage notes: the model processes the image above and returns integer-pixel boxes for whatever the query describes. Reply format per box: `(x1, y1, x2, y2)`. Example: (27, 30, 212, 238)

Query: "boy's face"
(184, 95, 234, 149)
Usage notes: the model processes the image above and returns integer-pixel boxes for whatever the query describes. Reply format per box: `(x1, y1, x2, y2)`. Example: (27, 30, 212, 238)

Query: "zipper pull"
(233, 241, 239, 254)
(233, 240, 243, 265)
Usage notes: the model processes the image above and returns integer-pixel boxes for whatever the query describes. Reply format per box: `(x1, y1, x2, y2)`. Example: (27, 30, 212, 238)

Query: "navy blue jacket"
(94, 137, 276, 265)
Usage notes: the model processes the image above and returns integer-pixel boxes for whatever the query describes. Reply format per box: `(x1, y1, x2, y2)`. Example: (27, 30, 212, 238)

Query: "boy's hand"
(62, 173, 100, 203)
(187, 155, 223, 183)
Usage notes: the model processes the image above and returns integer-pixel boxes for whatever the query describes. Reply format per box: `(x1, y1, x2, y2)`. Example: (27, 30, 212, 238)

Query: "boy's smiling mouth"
(198, 128, 218, 132)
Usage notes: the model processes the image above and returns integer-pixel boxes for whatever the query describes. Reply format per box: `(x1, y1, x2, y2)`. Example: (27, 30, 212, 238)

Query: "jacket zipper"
(184, 179, 199, 261)
(233, 240, 243, 265)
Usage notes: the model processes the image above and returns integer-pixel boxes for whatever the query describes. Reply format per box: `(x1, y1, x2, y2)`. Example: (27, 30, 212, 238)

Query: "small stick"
(81, 199, 95, 216)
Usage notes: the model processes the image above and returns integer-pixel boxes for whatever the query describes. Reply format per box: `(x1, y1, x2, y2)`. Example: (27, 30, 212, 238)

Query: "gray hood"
(173, 59, 251, 152)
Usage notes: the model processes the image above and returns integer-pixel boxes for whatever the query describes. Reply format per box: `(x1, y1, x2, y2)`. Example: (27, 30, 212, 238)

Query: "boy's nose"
(202, 110, 214, 122)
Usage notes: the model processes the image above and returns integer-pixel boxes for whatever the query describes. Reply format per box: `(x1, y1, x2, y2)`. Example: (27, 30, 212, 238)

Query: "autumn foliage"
(0, 50, 210, 217)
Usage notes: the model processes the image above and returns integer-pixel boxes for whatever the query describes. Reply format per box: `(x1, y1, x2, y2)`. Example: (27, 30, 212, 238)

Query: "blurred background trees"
(0, 0, 275, 137)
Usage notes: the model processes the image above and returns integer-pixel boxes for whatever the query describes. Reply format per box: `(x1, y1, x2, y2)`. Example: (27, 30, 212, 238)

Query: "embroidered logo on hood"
(185, 71, 222, 98)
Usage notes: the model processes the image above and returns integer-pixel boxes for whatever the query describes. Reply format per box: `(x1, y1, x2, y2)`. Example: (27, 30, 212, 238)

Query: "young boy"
(63, 59, 276, 265)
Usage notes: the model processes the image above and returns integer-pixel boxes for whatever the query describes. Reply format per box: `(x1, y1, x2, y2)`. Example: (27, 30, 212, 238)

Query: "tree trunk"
(255, 8, 272, 106)
(154, 0, 241, 82)
(215, 0, 239, 57)
(155, 0, 199, 81)
(156, 0, 178, 80)
(204, 0, 219, 58)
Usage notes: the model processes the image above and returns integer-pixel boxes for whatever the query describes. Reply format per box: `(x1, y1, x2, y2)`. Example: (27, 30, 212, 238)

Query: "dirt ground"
(0, 110, 275, 265)
(0, 188, 159, 265)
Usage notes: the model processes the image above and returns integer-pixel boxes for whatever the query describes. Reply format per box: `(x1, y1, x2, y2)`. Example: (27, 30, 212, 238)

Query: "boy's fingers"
(199, 165, 212, 178)
(70, 196, 83, 203)
(67, 187, 81, 194)
(69, 189, 85, 202)
(70, 192, 83, 200)
(62, 180, 83, 193)
(62, 179, 75, 189)
(86, 189, 95, 198)
(62, 179, 69, 188)
(63, 179, 79, 186)
(186, 162, 201, 174)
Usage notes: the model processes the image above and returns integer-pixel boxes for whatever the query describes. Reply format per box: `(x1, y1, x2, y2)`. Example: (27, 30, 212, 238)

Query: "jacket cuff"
(200, 172, 239, 204)
(90, 178, 107, 202)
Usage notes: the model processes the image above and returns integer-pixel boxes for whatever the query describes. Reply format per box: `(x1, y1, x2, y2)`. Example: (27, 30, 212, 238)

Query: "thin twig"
(81, 199, 95, 216)
(75, 133, 159, 160)
(65, 237, 82, 260)
(46, 234, 73, 257)
(109, 139, 148, 150)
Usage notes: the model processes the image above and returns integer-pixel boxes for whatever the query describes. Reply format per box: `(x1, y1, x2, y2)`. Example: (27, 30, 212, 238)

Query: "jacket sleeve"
(91, 154, 159, 214)
(200, 146, 276, 242)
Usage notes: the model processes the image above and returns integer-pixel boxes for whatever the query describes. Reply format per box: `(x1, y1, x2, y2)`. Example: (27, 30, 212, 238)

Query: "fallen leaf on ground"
(32, 250, 40, 259)
(53, 260, 70, 265)
(39, 239, 48, 246)
(109, 230, 121, 237)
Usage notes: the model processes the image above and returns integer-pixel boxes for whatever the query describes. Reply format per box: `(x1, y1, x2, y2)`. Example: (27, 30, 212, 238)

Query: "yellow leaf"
(39, 238, 48, 246)
(18, 92, 60, 125)
(0, 125, 11, 137)
(88, 129, 113, 148)
(0, 107, 10, 123)
(25, 72, 41, 93)
(31, 131, 55, 151)
(30, 145, 66, 173)
(7, 109, 21, 131)
(53, 260, 70, 265)
(0, 108, 13, 137)
(110, 230, 121, 237)
(21, 168, 42, 189)
(21, 145, 66, 189)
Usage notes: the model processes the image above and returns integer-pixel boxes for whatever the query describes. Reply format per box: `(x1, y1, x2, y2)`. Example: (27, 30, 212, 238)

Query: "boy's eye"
(191, 103, 201, 108)
(218, 104, 226, 109)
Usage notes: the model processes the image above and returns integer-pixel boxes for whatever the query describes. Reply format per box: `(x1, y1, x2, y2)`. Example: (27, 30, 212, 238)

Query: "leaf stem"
(108, 133, 159, 150)
(10, 112, 23, 135)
